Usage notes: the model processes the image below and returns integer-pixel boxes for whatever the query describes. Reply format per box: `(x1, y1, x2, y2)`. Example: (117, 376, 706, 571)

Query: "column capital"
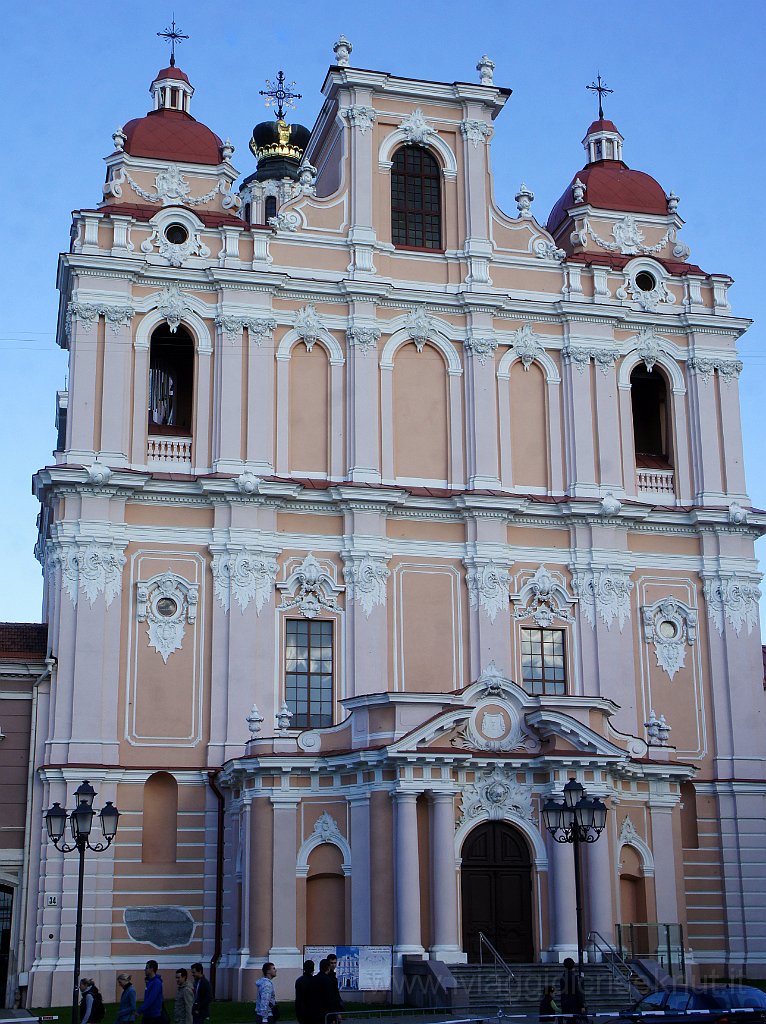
(270, 792, 301, 808)
(427, 788, 458, 802)
(391, 787, 422, 803)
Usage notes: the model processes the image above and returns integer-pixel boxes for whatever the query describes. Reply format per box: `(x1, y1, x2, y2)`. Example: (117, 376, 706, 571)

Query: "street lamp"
(543, 778, 607, 969)
(44, 782, 120, 1024)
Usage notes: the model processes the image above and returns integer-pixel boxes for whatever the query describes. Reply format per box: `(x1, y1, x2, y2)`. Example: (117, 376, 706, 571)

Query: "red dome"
(122, 107, 223, 165)
(547, 161, 668, 234)
(585, 118, 621, 136)
(153, 65, 191, 84)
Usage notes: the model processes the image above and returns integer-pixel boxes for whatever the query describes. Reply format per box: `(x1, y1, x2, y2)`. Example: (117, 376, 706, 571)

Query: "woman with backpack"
(79, 979, 105, 1024)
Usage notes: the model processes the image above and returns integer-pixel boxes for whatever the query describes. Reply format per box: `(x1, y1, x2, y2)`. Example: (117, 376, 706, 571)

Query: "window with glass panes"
(520, 627, 566, 695)
(285, 619, 334, 728)
(391, 145, 442, 249)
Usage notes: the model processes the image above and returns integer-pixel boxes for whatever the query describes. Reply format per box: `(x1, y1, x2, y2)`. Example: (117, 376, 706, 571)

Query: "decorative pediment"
(277, 553, 344, 619)
(459, 767, 533, 825)
(512, 565, 575, 626)
(525, 709, 628, 758)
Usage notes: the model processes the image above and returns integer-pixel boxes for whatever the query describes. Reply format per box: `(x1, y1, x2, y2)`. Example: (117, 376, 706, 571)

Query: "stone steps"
(448, 963, 642, 1013)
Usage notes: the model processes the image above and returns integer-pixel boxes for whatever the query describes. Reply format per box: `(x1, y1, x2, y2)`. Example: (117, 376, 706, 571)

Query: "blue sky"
(1, 0, 764, 625)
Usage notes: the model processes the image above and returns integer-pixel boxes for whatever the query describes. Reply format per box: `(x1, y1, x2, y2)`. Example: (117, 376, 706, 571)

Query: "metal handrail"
(478, 931, 516, 983)
(588, 929, 643, 1002)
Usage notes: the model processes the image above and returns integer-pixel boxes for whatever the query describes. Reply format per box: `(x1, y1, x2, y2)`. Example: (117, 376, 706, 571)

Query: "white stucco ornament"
(601, 493, 622, 517)
(633, 326, 667, 373)
(137, 572, 199, 664)
(343, 554, 390, 618)
(642, 596, 697, 679)
(406, 307, 435, 352)
(275, 702, 294, 734)
(246, 703, 264, 738)
(157, 283, 193, 333)
(312, 811, 344, 843)
(211, 548, 279, 614)
(464, 334, 498, 364)
(460, 119, 492, 148)
(728, 502, 748, 525)
(333, 35, 353, 66)
(572, 567, 634, 632)
(65, 300, 135, 339)
(278, 553, 343, 618)
(572, 178, 586, 203)
(512, 565, 575, 626)
(216, 314, 276, 346)
(400, 108, 436, 146)
(294, 304, 322, 351)
(342, 105, 377, 134)
(644, 708, 671, 746)
(465, 560, 511, 622)
(87, 461, 112, 487)
(476, 55, 495, 85)
(509, 323, 544, 370)
(704, 574, 761, 636)
(48, 540, 126, 608)
(458, 767, 532, 826)
(347, 325, 381, 355)
(515, 183, 534, 218)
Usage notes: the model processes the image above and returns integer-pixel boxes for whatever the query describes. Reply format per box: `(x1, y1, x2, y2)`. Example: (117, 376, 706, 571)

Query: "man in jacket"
(294, 960, 315, 1024)
(190, 964, 212, 1024)
(174, 970, 193, 1024)
(140, 961, 165, 1024)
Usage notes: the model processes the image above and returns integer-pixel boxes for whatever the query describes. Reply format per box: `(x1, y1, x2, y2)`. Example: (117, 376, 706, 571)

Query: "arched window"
(264, 196, 277, 222)
(141, 771, 178, 863)
(630, 365, 670, 465)
(391, 146, 442, 250)
(148, 324, 194, 434)
(306, 844, 346, 945)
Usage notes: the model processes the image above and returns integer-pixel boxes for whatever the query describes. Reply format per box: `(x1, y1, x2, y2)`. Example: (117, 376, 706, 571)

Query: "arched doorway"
(461, 822, 533, 962)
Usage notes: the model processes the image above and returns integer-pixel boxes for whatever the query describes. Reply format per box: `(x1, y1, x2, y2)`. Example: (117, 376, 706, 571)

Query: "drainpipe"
(17, 655, 55, 1006)
(207, 771, 225, 997)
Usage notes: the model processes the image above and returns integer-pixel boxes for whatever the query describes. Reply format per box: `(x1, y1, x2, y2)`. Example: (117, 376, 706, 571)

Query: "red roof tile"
(547, 160, 668, 233)
(94, 203, 245, 229)
(0, 622, 47, 660)
(153, 66, 191, 85)
(122, 108, 222, 166)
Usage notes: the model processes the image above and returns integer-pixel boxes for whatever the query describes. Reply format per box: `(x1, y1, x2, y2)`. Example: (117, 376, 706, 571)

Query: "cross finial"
(260, 71, 302, 120)
(587, 73, 614, 120)
(157, 16, 189, 67)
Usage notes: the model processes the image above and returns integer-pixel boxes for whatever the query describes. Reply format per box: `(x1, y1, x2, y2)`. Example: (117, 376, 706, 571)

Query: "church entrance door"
(461, 822, 534, 963)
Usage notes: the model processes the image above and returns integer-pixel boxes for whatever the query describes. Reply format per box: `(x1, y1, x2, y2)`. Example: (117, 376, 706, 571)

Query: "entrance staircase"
(449, 963, 649, 1014)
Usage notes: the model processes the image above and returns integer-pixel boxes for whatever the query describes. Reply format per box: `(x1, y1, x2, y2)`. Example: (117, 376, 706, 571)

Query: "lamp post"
(44, 782, 120, 1024)
(543, 778, 607, 969)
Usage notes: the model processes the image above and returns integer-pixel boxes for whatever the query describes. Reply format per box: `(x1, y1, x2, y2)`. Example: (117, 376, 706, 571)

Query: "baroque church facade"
(12, 35, 766, 1004)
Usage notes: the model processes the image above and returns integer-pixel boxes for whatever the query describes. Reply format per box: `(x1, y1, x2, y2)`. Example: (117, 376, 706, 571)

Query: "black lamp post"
(543, 778, 607, 970)
(44, 782, 120, 1024)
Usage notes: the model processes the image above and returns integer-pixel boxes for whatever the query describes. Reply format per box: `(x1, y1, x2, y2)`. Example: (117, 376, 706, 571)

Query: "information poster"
(303, 945, 393, 992)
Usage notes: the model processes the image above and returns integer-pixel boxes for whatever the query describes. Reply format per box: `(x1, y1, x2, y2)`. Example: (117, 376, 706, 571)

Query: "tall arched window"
(148, 324, 194, 434)
(630, 365, 670, 465)
(391, 146, 442, 249)
(264, 196, 277, 222)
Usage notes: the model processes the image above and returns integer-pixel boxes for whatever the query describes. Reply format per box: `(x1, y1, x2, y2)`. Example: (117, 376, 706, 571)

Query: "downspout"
(207, 770, 225, 997)
(17, 655, 54, 1007)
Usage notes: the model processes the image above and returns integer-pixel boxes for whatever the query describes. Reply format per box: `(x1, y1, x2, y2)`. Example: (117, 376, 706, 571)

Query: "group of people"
(539, 958, 588, 1024)
(78, 960, 213, 1024)
(255, 956, 344, 1024)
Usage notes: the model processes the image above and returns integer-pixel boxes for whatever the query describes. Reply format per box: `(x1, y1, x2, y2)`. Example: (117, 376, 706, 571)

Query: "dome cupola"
(248, 71, 310, 183)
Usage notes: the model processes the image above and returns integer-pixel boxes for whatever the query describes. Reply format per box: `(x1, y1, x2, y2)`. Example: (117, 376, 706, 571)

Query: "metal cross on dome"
(157, 16, 189, 67)
(260, 71, 302, 120)
(587, 73, 614, 120)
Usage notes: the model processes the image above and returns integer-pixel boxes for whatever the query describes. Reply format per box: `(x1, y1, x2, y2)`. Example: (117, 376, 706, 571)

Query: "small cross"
(260, 71, 302, 120)
(587, 73, 614, 120)
(157, 16, 189, 67)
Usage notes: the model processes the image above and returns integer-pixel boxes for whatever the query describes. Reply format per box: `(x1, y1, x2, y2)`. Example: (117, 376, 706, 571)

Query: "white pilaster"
(429, 791, 463, 961)
(350, 795, 372, 944)
(392, 790, 424, 956)
(270, 795, 300, 956)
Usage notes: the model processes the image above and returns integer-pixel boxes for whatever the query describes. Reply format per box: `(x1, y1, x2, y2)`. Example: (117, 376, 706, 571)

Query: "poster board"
(303, 945, 393, 992)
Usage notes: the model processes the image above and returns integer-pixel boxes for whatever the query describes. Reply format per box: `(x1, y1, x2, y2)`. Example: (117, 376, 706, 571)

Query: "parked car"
(618, 986, 766, 1024)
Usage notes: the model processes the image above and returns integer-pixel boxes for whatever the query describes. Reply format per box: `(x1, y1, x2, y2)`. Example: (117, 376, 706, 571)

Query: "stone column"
(67, 316, 99, 460)
(464, 340, 501, 489)
(100, 319, 133, 465)
(212, 321, 244, 473)
(392, 790, 423, 955)
(562, 354, 599, 498)
(240, 798, 252, 955)
(687, 361, 723, 502)
(429, 792, 462, 960)
(586, 829, 614, 945)
(270, 795, 300, 956)
(549, 835, 578, 960)
(350, 795, 372, 944)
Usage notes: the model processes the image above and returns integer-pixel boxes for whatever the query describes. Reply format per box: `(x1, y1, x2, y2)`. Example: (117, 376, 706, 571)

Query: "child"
(539, 985, 560, 1023)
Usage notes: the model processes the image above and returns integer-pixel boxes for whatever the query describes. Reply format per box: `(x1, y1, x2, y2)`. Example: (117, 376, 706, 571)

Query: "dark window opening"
(164, 223, 189, 245)
(265, 196, 277, 221)
(521, 627, 566, 696)
(148, 324, 194, 434)
(243, 202, 252, 224)
(170, 88, 179, 108)
(391, 145, 442, 249)
(631, 366, 670, 466)
(635, 271, 656, 292)
(680, 781, 700, 849)
(285, 618, 333, 729)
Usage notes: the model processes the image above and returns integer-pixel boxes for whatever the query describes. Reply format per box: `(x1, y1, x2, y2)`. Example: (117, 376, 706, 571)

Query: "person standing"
(294, 960, 315, 1024)
(174, 970, 193, 1024)
(79, 979, 104, 1024)
(325, 955, 343, 1024)
(255, 963, 277, 1024)
(190, 964, 212, 1024)
(140, 961, 165, 1024)
(538, 985, 560, 1024)
(116, 974, 137, 1024)
(559, 958, 586, 1024)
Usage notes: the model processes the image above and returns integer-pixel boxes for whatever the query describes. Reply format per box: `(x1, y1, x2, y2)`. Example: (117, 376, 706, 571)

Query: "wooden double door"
(461, 822, 534, 963)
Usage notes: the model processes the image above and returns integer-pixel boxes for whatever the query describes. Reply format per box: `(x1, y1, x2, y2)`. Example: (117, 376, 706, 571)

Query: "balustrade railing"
(636, 468, 675, 495)
(147, 435, 193, 465)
